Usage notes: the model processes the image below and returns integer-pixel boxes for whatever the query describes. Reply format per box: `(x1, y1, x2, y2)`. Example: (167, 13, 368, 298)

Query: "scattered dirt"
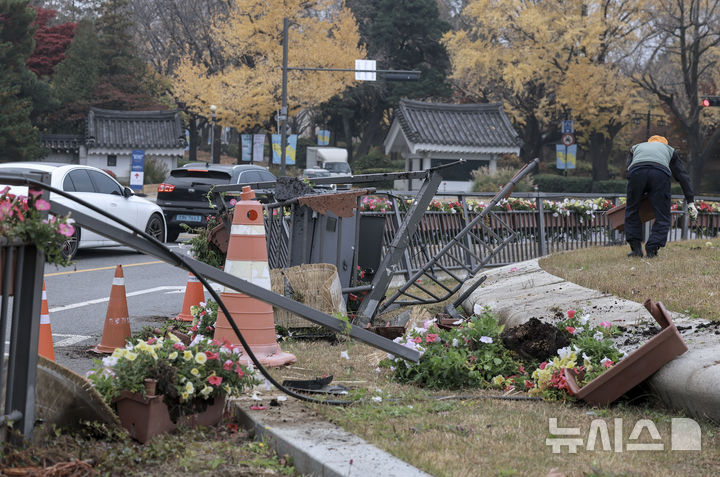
(500, 317, 570, 361)
(61, 344, 102, 360)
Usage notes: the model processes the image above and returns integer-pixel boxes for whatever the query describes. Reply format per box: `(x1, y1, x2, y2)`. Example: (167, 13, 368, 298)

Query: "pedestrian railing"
(263, 192, 720, 275)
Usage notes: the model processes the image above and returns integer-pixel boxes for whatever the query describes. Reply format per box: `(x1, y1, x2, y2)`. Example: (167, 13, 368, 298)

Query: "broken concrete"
(460, 259, 720, 422)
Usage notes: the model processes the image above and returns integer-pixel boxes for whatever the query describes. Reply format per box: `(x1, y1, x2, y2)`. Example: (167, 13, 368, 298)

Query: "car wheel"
(145, 214, 166, 242)
(61, 227, 80, 260)
(166, 228, 180, 243)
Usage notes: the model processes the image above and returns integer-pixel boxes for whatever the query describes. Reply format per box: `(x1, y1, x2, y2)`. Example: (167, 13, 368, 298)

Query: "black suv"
(156, 164, 276, 241)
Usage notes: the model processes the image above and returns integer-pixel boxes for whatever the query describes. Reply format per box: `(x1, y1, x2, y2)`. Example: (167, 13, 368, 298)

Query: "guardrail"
(264, 191, 720, 276)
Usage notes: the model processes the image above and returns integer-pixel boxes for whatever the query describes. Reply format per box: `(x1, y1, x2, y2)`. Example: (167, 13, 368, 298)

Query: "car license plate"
(176, 214, 203, 222)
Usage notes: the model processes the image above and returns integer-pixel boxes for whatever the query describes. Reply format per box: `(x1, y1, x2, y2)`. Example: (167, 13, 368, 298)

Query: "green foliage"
(381, 308, 522, 389)
(143, 157, 170, 184)
(87, 335, 260, 417)
(181, 215, 225, 269)
(0, 0, 43, 160)
(591, 180, 627, 193)
(471, 166, 535, 193)
(533, 174, 594, 193)
(0, 188, 74, 266)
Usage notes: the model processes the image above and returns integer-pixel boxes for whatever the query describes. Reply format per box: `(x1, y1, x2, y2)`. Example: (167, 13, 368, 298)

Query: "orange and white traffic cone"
(91, 265, 132, 354)
(214, 186, 296, 367)
(176, 272, 205, 322)
(38, 281, 55, 361)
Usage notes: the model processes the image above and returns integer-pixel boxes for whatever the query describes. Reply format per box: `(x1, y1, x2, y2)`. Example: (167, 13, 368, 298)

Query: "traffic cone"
(38, 281, 55, 361)
(91, 265, 132, 354)
(176, 273, 205, 322)
(214, 186, 296, 367)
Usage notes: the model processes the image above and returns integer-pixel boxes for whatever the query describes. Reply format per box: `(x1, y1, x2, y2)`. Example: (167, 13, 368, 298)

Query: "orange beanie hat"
(648, 135, 668, 145)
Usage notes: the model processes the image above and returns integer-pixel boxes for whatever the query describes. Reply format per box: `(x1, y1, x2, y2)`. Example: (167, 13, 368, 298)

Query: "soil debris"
(500, 317, 570, 361)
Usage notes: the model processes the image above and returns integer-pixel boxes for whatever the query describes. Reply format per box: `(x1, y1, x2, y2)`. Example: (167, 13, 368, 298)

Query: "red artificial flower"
(223, 360, 234, 370)
(411, 337, 422, 344)
(208, 375, 222, 386)
(566, 326, 576, 334)
(567, 310, 576, 319)
(173, 342, 186, 350)
(425, 333, 439, 343)
(205, 351, 219, 360)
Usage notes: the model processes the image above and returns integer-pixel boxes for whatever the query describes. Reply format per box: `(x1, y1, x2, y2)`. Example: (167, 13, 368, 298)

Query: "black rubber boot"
(627, 240, 643, 257)
(646, 247, 658, 258)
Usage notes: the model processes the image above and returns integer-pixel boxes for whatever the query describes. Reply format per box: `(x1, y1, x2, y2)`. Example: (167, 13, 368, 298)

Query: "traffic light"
(701, 96, 720, 107)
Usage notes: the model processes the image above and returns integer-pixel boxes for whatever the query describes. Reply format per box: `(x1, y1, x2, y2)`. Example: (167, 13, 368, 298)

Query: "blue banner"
(271, 134, 297, 165)
(318, 129, 330, 146)
(130, 149, 145, 190)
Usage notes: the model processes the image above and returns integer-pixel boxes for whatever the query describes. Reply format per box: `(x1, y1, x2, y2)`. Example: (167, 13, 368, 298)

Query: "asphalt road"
(44, 241, 197, 376)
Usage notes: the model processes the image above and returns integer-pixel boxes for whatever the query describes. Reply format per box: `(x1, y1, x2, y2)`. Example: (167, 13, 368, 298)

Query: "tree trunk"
(188, 117, 197, 163)
(212, 124, 221, 164)
(355, 107, 385, 162)
(342, 114, 353, 164)
(588, 131, 610, 181)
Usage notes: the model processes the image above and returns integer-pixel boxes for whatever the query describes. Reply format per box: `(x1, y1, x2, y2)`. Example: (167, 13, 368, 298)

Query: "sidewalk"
(458, 259, 720, 422)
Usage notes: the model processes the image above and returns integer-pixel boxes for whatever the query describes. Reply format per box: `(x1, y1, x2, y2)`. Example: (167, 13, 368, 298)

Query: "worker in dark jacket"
(625, 135, 697, 258)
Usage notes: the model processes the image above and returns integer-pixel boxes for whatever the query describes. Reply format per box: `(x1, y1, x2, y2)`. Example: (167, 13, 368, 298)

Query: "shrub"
(533, 174, 593, 192)
(144, 157, 170, 184)
(591, 180, 627, 193)
(471, 166, 535, 193)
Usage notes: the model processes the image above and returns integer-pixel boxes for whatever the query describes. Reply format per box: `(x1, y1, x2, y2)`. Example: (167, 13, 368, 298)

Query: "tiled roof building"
(384, 99, 522, 191)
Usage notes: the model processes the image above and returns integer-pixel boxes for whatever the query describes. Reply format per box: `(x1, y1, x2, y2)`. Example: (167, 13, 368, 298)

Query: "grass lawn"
(264, 239, 720, 476)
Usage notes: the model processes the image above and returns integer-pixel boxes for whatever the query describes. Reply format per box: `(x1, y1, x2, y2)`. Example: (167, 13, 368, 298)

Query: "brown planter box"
(564, 299, 687, 406)
(605, 197, 654, 231)
(115, 391, 225, 443)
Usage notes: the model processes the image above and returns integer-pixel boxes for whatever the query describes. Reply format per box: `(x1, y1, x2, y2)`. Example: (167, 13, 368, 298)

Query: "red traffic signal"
(701, 96, 720, 107)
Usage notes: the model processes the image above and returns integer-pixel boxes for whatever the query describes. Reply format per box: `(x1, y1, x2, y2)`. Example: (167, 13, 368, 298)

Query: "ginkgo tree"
(173, 0, 365, 133)
(443, 0, 648, 180)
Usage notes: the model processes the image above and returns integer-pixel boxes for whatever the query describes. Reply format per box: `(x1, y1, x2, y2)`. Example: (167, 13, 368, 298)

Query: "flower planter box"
(564, 299, 687, 406)
(605, 197, 654, 232)
(114, 391, 225, 443)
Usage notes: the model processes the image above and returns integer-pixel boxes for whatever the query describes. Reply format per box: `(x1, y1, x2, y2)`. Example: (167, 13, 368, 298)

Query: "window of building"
(107, 154, 117, 167)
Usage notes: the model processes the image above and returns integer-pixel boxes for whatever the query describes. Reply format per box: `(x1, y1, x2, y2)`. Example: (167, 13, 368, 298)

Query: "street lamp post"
(210, 105, 217, 164)
(279, 17, 419, 177)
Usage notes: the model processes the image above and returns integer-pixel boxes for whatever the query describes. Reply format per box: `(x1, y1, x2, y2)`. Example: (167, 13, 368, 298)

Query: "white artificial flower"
(340, 350, 350, 360)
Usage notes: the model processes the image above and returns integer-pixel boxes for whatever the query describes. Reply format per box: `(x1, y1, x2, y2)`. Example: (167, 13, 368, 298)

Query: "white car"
(0, 163, 167, 259)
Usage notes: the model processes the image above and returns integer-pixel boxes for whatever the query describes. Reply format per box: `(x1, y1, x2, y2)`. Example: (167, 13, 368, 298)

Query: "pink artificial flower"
(566, 326, 576, 334)
(600, 321, 612, 328)
(205, 351, 219, 360)
(28, 189, 42, 199)
(34, 199, 50, 211)
(235, 365, 245, 377)
(223, 359, 234, 370)
(509, 267, 518, 272)
(208, 375, 223, 386)
(147, 337, 157, 345)
(567, 310, 576, 319)
(425, 333, 439, 343)
(173, 342, 186, 350)
(411, 337, 422, 344)
(229, 199, 237, 206)
(518, 365, 526, 374)
(603, 360, 613, 368)
(0, 186, 9, 195)
(539, 361, 548, 370)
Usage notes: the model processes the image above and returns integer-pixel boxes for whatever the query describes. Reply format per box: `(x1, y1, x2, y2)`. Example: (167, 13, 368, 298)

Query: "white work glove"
(688, 202, 698, 221)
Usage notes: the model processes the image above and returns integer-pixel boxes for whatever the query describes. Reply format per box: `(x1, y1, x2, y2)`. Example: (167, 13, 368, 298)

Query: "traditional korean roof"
(85, 108, 186, 150)
(385, 99, 522, 155)
(41, 134, 84, 152)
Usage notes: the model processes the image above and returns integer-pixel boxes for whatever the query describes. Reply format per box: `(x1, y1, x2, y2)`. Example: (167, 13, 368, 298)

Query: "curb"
(230, 400, 432, 477)
(460, 259, 720, 422)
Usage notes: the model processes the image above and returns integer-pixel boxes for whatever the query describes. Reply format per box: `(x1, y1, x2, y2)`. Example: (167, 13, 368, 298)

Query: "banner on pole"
(252, 134, 265, 163)
(318, 129, 330, 146)
(271, 134, 297, 165)
(130, 150, 145, 191)
(556, 144, 577, 169)
(241, 134, 252, 162)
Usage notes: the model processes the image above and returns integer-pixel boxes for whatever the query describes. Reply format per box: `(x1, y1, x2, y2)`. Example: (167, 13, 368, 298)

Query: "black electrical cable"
(10, 176, 354, 406)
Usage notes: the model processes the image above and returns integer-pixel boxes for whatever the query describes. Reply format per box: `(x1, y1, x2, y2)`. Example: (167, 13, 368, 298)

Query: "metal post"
(210, 105, 217, 164)
(280, 17, 289, 177)
(537, 193, 547, 256)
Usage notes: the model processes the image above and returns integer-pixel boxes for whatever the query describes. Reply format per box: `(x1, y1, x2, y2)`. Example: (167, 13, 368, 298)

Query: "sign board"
(562, 120, 574, 134)
(561, 133, 575, 146)
(318, 129, 330, 146)
(130, 150, 145, 191)
(241, 134, 252, 162)
(556, 144, 577, 170)
(355, 59, 376, 81)
(252, 134, 265, 163)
